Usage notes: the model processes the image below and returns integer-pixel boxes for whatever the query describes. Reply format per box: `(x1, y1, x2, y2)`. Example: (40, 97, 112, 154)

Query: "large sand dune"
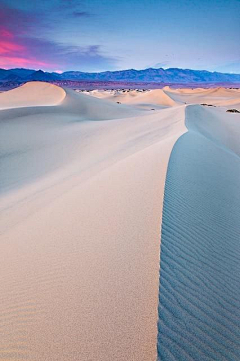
(0, 82, 239, 360)
(157, 105, 240, 360)
(0, 82, 186, 360)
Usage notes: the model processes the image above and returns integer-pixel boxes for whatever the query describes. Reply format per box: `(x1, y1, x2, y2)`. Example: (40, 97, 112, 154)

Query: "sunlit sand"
(0, 82, 239, 360)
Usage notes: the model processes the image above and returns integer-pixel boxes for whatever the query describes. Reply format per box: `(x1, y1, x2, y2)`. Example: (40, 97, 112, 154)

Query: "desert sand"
(0, 82, 66, 110)
(0, 82, 239, 360)
(158, 105, 240, 360)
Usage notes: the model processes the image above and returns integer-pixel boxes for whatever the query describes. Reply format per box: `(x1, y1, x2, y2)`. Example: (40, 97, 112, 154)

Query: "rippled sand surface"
(1, 83, 240, 360)
(158, 105, 240, 360)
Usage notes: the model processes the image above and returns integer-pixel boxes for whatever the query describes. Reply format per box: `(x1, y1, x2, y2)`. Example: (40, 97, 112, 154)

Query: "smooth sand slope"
(0, 82, 66, 109)
(0, 82, 186, 361)
(0, 82, 239, 360)
(85, 89, 177, 109)
(158, 105, 240, 360)
(88, 87, 240, 110)
(164, 87, 240, 109)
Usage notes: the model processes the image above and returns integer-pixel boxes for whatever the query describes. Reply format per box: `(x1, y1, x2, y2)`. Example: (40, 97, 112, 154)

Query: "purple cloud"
(0, 1, 116, 71)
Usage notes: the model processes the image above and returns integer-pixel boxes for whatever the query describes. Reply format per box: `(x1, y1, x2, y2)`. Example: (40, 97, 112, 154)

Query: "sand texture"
(0, 82, 186, 360)
(0, 82, 239, 360)
(157, 105, 240, 360)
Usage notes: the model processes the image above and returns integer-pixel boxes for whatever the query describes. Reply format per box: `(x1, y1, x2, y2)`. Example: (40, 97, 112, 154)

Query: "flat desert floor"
(0, 82, 239, 360)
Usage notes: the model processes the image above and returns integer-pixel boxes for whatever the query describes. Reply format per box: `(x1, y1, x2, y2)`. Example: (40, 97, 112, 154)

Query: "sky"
(0, 0, 239, 73)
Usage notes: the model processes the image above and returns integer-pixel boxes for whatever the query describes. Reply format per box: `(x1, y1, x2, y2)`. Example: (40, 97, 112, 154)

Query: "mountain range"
(1, 67, 240, 85)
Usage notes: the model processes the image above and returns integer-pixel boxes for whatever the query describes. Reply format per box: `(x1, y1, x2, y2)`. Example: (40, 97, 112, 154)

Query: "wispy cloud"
(152, 62, 170, 69)
(72, 11, 92, 17)
(0, 1, 116, 71)
(213, 61, 240, 74)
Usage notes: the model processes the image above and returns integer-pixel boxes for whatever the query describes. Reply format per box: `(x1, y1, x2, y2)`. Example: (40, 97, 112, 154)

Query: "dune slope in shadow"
(157, 106, 240, 360)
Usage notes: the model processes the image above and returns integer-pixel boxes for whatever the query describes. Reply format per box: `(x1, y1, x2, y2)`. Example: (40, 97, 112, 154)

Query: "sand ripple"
(157, 106, 240, 360)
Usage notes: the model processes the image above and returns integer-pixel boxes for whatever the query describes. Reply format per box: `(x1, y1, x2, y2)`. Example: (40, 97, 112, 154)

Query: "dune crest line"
(157, 105, 240, 360)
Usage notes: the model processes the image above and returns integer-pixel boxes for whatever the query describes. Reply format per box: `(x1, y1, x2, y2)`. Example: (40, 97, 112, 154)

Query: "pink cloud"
(0, 40, 25, 54)
(0, 56, 51, 68)
(0, 23, 57, 69)
(0, 2, 116, 71)
(0, 29, 13, 38)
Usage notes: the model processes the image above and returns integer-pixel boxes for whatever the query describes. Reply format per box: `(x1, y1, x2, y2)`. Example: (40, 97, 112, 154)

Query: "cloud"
(0, 31, 117, 70)
(0, 1, 116, 71)
(57, 0, 84, 10)
(153, 62, 170, 69)
(213, 61, 240, 74)
(0, 3, 38, 35)
(72, 11, 91, 17)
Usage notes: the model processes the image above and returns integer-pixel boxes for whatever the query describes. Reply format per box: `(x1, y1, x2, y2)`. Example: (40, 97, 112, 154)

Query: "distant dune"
(0, 82, 66, 109)
(164, 86, 240, 108)
(0, 82, 239, 360)
(87, 88, 177, 109)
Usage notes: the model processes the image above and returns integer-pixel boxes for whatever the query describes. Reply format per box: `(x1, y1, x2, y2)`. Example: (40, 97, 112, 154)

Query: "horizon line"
(1, 66, 240, 75)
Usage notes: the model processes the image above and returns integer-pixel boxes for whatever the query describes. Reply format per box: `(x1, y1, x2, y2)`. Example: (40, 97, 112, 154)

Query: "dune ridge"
(0, 82, 186, 360)
(0, 82, 66, 110)
(88, 86, 240, 110)
(86, 88, 177, 109)
(157, 105, 240, 360)
(164, 87, 240, 109)
(1, 81, 240, 360)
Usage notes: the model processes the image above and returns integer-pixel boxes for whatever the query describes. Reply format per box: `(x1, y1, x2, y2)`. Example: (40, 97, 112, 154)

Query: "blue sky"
(0, 0, 239, 72)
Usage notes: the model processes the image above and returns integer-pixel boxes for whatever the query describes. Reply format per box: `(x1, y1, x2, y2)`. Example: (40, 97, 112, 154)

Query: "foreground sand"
(0, 82, 186, 360)
(158, 105, 240, 360)
(0, 82, 239, 360)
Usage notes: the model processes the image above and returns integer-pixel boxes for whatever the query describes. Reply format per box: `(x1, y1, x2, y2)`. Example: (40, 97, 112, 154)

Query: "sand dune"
(157, 105, 240, 360)
(0, 81, 239, 360)
(0, 81, 186, 360)
(87, 88, 177, 109)
(0, 82, 66, 109)
(89, 86, 240, 110)
(61, 87, 143, 119)
(164, 86, 240, 108)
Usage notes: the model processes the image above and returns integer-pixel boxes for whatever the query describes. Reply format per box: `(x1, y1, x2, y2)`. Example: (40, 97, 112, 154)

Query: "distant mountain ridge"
(1, 67, 240, 84)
